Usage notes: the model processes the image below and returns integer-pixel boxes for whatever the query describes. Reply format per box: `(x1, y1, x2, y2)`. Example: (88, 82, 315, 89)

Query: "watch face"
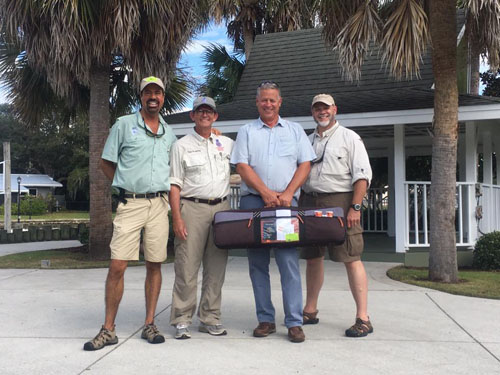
(352, 204, 361, 211)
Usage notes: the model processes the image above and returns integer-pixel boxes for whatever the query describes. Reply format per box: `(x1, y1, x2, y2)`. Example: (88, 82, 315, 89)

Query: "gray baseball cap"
(193, 96, 217, 111)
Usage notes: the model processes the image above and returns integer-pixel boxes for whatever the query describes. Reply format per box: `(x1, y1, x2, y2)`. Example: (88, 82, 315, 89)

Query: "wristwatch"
(351, 203, 362, 211)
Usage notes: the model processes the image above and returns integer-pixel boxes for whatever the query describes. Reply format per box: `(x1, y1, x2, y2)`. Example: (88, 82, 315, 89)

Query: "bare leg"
(304, 256, 324, 313)
(104, 259, 128, 330)
(344, 260, 369, 321)
(144, 261, 162, 325)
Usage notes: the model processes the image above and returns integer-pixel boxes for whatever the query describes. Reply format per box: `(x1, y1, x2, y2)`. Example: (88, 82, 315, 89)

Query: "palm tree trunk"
(243, 24, 254, 61)
(428, 0, 459, 282)
(88, 63, 113, 260)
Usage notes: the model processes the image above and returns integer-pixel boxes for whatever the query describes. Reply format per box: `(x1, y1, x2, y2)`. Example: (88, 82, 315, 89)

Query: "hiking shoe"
(345, 318, 373, 338)
(141, 323, 165, 344)
(253, 322, 276, 337)
(83, 326, 118, 351)
(175, 323, 191, 340)
(198, 322, 227, 336)
(288, 326, 305, 343)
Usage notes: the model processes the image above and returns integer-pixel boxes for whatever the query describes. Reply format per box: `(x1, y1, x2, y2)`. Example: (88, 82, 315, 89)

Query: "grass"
(21, 211, 90, 220)
(387, 265, 500, 299)
(0, 249, 174, 269)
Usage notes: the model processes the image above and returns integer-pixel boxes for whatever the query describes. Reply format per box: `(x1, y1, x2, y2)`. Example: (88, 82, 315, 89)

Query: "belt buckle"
(194, 198, 200, 203)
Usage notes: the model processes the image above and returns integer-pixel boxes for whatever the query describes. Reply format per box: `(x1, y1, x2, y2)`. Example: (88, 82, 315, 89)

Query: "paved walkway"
(0, 240, 83, 256)
(0, 257, 499, 375)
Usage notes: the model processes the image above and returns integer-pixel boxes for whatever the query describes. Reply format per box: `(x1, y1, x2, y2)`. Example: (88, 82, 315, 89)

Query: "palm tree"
(211, 0, 316, 60)
(316, 0, 500, 282)
(198, 43, 245, 104)
(0, 0, 208, 259)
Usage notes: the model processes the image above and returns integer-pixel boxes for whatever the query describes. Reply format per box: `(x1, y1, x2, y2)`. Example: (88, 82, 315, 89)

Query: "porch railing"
(478, 183, 500, 234)
(362, 187, 388, 232)
(404, 181, 475, 247)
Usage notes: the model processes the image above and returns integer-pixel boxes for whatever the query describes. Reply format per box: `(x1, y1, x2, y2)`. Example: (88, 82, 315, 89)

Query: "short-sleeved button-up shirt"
(302, 122, 372, 193)
(231, 117, 316, 199)
(169, 131, 233, 199)
(101, 112, 177, 193)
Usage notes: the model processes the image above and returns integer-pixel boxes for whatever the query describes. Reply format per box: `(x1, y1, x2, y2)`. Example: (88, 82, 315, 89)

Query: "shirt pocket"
(216, 152, 231, 180)
(184, 153, 208, 184)
(278, 138, 297, 158)
(322, 148, 350, 177)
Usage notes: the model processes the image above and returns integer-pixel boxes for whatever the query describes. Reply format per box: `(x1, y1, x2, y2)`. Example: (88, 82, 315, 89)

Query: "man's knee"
(108, 259, 128, 280)
(306, 256, 324, 267)
(145, 261, 162, 274)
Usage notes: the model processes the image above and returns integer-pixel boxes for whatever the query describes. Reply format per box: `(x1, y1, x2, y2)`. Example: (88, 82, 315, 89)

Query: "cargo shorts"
(299, 191, 364, 263)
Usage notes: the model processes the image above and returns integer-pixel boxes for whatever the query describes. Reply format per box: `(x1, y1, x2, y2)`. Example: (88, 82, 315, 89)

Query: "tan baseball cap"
(140, 76, 165, 92)
(193, 96, 217, 111)
(311, 94, 335, 107)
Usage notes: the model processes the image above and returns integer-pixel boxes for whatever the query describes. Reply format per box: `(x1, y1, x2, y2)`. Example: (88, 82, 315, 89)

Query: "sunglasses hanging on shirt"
(141, 118, 165, 138)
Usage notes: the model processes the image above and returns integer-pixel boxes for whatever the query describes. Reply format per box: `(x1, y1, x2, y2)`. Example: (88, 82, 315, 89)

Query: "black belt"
(182, 196, 227, 205)
(302, 190, 350, 197)
(123, 191, 167, 199)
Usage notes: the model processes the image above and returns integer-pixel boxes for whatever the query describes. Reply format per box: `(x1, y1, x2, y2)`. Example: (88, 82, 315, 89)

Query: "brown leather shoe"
(288, 326, 305, 343)
(253, 322, 276, 337)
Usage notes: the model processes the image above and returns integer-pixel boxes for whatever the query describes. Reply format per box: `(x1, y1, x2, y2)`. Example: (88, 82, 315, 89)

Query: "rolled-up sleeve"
(169, 142, 184, 189)
(350, 137, 372, 186)
(101, 120, 122, 163)
(230, 125, 249, 165)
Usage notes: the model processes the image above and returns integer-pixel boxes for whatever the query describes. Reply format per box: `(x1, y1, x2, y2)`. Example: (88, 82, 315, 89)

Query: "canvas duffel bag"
(213, 206, 346, 249)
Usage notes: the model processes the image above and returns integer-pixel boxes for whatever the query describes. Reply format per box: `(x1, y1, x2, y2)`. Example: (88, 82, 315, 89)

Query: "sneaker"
(345, 318, 373, 338)
(175, 323, 191, 340)
(198, 322, 227, 336)
(141, 323, 165, 344)
(83, 326, 118, 351)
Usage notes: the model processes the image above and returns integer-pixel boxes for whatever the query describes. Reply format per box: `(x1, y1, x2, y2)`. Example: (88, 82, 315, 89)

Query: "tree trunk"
(88, 64, 113, 260)
(466, 17, 480, 95)
(243, 24, 254, 61)
(428, 0, 459, 282)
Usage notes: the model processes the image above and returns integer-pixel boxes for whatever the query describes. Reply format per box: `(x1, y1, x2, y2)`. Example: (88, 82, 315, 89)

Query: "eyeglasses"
(258, 80, 280, 89)
(140, 118, 165, 138)
(195, 108, 216, 115)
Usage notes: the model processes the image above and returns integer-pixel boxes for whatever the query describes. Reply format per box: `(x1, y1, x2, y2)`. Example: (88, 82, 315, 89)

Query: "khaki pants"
(170, 199, 230, 326)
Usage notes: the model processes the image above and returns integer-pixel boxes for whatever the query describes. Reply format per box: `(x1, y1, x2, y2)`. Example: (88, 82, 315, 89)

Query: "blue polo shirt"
(101, 112, 177, 193)
(231, 117, 316, 199)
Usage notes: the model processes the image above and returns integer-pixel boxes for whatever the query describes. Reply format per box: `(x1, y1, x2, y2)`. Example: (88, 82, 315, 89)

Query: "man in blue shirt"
(231, 81, 315, 343)
(84, 76, 176, 351)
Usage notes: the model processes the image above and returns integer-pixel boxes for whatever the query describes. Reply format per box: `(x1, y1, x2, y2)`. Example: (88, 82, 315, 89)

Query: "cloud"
(184, 38, 233, 55)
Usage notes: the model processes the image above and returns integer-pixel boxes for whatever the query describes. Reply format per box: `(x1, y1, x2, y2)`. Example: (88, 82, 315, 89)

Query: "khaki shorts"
(299, 191, 364, 263)
(110, 194, 169, 262)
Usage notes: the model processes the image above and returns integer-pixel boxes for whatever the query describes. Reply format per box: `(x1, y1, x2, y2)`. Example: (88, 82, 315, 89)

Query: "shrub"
(473, 231, 500, 271)
(0, 196, 48, 216)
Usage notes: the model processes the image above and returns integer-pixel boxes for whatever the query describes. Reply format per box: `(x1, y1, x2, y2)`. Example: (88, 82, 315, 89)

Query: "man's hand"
(347, 208, 361, 228)
(262, 189, 281, 207)
(173, 217, 188, 241)
(277, 191, 294, 207)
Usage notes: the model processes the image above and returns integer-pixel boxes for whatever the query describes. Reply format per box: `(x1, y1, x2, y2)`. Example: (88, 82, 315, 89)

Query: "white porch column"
(482, 130, 493, 184)
(394, 124, 406, 253)
(465, 121, 478, 244)
(387, 145, 395, 237)
(496, 138, 500, 185)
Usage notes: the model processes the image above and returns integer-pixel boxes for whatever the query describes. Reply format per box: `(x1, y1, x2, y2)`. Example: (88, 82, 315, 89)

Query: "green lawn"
(0, 249, 174, 269)
(387, 266, 500, 299)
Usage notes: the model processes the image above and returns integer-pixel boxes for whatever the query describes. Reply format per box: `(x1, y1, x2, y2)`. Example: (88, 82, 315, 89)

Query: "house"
(0, 174, 63, 204)
(166, 26, 500, 260)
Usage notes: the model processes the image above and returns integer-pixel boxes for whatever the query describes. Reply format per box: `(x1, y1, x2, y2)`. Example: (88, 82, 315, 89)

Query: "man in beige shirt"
(169, 97, 233, 339)
(300, 94, 373, 337)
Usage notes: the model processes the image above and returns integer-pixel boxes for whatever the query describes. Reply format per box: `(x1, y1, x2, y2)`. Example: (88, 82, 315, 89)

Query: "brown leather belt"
(182, 196, 228, 205)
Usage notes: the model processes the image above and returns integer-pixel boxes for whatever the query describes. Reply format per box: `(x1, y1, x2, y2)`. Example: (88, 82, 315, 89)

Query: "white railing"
(229, 184, 241, 209)
(362, 187, 388, 232)
(404, 181, 475, 247)
(478, 183, 500, 234)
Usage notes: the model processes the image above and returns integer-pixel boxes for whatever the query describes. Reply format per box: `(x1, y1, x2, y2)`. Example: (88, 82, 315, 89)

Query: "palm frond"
(463, 0, 500, 70)
(333, 0, 382, 81)
(380, 0, 430, 80)
(316, 0, 366, 44)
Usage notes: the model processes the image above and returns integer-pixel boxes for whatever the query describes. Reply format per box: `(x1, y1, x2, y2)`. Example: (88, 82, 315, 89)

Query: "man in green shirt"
(84, 76, 177, 351)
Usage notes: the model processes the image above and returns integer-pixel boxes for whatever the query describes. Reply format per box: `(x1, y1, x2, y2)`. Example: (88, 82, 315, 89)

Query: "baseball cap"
(140, 76, 165, 92)
(193, 96, 217, 111)
(311, 94, 335, 107)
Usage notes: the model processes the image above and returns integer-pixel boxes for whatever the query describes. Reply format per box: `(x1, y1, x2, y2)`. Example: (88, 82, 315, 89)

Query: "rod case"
(213, 206, 346, 249)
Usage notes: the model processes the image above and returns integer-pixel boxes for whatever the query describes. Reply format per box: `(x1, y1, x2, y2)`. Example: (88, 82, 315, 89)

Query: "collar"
(257, 116, 284, 129)
(136, 111, 166, 131)
(191, 127, 214, 143)
(313, 121, 339, 139)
